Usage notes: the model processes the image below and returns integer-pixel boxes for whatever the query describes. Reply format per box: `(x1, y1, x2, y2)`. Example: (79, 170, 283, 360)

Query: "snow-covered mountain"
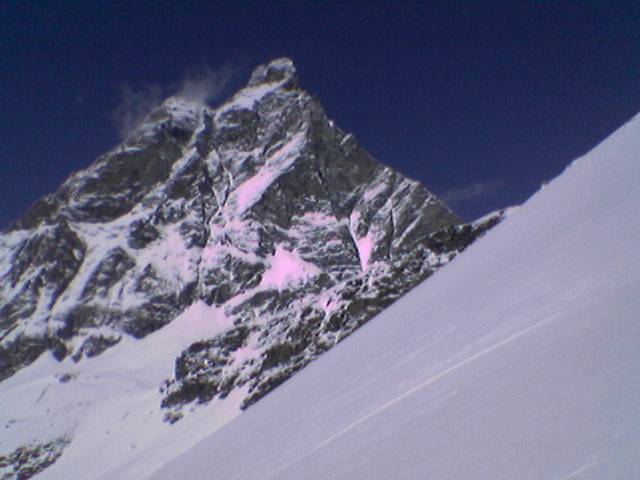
(0, 59, 503, 478)
(142, 111, 640, 479)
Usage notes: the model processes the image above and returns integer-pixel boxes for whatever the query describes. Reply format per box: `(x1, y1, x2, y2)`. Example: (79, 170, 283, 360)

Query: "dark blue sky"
(2, 1, 640, 227)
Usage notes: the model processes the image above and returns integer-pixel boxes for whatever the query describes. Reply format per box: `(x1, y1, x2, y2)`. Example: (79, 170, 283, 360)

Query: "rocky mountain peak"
(0, 57, 505, 430)
(247, 57, 298, 89)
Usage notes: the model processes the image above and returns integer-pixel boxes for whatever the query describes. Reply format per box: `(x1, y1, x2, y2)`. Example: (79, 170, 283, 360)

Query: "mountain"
(142, 111, 640, 479)
(0, 59, 503, 478)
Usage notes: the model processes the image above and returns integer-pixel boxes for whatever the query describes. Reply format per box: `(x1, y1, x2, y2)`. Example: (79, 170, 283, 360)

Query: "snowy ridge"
(0, 58, 504, 477)
(0, 302, 247, 480)
(144, 111, 640, 480)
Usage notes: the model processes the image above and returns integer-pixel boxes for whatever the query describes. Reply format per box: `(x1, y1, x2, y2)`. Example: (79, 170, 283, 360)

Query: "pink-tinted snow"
(165, 301, 233, 343)
(231, 343, 260, 366)
(318, 290, 341, 316)
(296, 211, 336, 228)
(348, 210, 376, 272)
(232, 132, 306, 214)
(356, 233, 375, 272)
(260, 245, 320, 290)
(234, 171, 279, 214)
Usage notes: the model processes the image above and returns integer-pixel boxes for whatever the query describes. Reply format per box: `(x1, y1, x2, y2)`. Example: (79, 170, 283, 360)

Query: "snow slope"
(0, 302, 250, 480)
(1, 58, 473, 421)
(146, 115, 640, 479)
(0, 58, 502, 479)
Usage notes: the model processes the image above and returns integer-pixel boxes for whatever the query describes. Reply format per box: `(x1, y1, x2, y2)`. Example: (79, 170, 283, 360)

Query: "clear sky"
(2, 1, 640, 227)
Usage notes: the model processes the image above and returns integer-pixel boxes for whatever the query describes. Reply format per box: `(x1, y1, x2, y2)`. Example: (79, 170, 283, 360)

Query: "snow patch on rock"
(260, 245, 320, 290)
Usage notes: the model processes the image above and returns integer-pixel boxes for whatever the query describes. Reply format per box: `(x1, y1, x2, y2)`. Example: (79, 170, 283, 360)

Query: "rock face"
(0, 437, 69, 480)
(0, 58, 505, 420)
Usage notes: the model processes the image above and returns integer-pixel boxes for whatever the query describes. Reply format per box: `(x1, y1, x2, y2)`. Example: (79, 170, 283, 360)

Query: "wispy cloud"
(112, 83, 164, 140)
(440, 180, 503, 206)
(176, 64, 237, 103)
(111, 62, 237, 140)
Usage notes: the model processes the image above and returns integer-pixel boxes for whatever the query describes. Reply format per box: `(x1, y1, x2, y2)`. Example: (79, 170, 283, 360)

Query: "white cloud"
(112, 83, 164, 140)
(440, 181, 503, 206)
(176, 63, 236, 103)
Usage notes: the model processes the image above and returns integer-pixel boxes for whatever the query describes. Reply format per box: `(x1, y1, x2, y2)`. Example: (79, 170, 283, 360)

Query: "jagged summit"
(0, 58, 504, 478)
(0, 55, 493, 384)
(247, 57, 298, 88)
(148, 107, 640, 480)
(134, 57, 299, 143)
(152, 96, 206, 123)
(133, 58, 299, 132)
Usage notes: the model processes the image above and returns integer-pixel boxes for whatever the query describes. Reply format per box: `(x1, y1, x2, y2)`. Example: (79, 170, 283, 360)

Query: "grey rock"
(0, 58, 507, 424)
(0, 437, 69, 480)
(81, 247, 136, 300)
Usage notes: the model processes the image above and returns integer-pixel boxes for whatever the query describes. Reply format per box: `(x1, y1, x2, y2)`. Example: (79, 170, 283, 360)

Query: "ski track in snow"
(267, 313, 560, 478)
(554, 460, 599, 480)
(5, 64, 640, 480)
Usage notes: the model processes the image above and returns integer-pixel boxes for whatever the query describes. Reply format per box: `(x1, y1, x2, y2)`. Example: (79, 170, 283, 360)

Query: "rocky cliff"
(0, 59, 504, 426)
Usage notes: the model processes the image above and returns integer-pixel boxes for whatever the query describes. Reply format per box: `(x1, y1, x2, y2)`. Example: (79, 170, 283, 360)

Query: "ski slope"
(146, 114, 640, 479)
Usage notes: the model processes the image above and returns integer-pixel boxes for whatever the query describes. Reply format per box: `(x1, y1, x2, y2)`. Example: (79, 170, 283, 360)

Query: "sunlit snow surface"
(259, 245, 320, 290)
(0, 302, 247, 480)
(2, 110, 640, 480)
(231, 131, 307, 215)
(145, 116, 640, 480)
